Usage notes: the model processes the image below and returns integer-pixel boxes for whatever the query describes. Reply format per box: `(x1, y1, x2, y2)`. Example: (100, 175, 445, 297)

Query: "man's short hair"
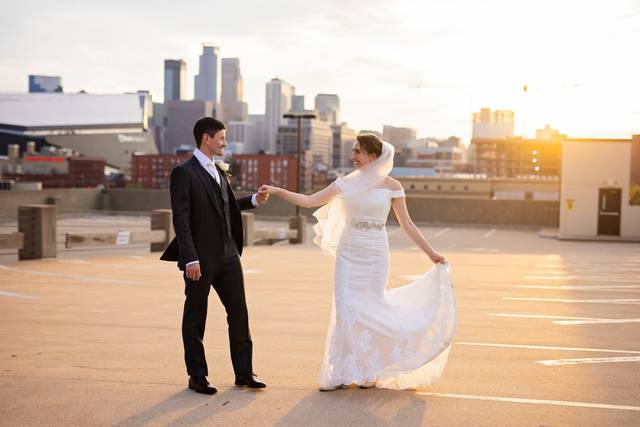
(193, 117, 226, 148)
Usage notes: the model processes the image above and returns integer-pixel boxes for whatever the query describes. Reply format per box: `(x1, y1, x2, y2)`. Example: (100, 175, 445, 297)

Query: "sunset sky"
(1, 0, 639, 141)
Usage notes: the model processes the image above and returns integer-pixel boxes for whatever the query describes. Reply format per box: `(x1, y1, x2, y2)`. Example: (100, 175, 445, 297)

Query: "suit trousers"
(181, 238, 252, 378)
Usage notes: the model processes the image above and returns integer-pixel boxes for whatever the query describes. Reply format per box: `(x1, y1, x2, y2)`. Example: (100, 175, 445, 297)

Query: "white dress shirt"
(186, 148, 259, 267)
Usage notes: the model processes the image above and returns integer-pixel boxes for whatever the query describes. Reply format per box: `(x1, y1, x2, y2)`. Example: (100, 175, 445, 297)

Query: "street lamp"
(283, 113, 316, 217)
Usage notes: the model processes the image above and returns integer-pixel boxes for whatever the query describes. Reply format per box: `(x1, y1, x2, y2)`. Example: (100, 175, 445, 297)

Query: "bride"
(259, 134, 456, 391)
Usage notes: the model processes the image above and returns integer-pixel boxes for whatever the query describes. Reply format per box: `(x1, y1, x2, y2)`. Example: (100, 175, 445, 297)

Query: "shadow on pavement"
(114, 386, 258, 426)
(274, 387, 426, 427)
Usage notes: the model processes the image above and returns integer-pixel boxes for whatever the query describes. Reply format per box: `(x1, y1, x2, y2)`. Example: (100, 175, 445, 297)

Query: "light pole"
(283, 113, 316, 217)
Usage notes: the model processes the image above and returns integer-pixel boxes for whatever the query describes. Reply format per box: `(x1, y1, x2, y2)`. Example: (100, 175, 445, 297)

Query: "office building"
(291, 95, 305, 112)
(221, 58, 248, 122)
(194, 44, 221, 104)
(265, 78, 294, 154)
(164, 59, 186, 101)
(315, 94, 340, 125)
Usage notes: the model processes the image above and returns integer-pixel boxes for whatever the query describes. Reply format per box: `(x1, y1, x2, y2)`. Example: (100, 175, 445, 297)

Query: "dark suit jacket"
(160, 155, 255, 271)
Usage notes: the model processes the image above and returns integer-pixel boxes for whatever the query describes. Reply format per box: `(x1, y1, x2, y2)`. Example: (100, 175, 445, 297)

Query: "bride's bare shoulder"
(384, 176, 403, 190)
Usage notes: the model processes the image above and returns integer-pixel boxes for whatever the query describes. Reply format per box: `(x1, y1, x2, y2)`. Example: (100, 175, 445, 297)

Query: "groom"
(161, 117, 268, 395)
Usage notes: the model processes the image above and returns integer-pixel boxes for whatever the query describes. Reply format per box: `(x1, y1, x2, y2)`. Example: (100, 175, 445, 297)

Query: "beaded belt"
(349, 219, 385, 231)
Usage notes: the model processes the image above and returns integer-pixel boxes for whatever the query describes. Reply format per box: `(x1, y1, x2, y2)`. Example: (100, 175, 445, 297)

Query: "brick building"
(131, 152, 192, 189)
(2, 156, 105, 188)
(232, 154, 298, 191)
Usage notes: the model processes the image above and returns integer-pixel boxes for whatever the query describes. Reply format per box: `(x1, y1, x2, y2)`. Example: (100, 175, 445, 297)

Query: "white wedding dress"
(316, 177, 457, 390)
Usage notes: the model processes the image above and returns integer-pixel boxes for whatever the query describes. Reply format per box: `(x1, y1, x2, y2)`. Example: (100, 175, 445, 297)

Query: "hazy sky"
(2, 0, 639, 141)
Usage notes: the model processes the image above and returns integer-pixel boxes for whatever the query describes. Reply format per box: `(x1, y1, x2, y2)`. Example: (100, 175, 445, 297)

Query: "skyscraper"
(291, 95, 305, 112)
(221, 58, 248, 122)
(315, 94, 340, 125)
(164, 59, 186, 101)
(265, 78, 294, 154)
(194, 44, 221, 104)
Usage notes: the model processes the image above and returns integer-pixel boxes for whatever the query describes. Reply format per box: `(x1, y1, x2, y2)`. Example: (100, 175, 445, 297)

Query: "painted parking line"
(555, 318, 640, 325)
(533, 265, 629, 270)
(536, 356, 640, 366)
(488, 313, 587, 320)
(0, 265, 141, 285)
(482, 229, 496, 238)
(455, 342, 640, 355)
(488, 313, 640, 325)
(503, 297, 640, 305)
(84, 263, 178, 272)
(434, 227, 450, 237)
(55, 259, 89, 265)
(530, 270, 640, 278)
(524, 275, 639, 283)
(516, 285, 640, 291)
(532, 268, 640, 274)
(416, 392, 640, 412)
(0, 290, 37, 300)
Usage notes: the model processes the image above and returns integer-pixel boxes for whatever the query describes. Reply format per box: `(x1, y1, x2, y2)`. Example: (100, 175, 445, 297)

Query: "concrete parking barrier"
(65, 230, 166, 249)
(288, 215, 307, 244)
(0, 232, 24, 251)
(150, 209, 174, 252)
(18, 204, 57, 260)
(242, 212, 255, 247)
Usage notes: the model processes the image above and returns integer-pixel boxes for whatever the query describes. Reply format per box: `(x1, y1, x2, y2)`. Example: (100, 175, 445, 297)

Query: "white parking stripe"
(416, 392, 640, 412)
(455, 342, 640, 355)
(488, 313, 640, 325)
(555, 318, 640, 325)
(488, 313, 592, 320)
(0, 290, 37, 300)
(516, 285, 640, 291)
(55, 259, 89, 265)
(434, 227, 450, 237)
(0, 265, 141, 285)
(524, 275, 639, 283)
(532, 268, 640, 274)
(536, 356, 640, 366)
(503, 297, 640, 305)
(483, 229, 496, 238)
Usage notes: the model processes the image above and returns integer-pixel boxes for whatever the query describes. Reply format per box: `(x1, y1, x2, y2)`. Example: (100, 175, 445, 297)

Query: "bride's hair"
(357, 134, 383, 158)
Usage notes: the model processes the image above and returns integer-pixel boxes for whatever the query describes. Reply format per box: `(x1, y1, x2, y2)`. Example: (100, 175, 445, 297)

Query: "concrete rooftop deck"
(1, 223, 639, 426)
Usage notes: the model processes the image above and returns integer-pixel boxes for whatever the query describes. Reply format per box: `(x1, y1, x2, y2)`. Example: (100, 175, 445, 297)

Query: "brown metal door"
(597, 188, 621, 236)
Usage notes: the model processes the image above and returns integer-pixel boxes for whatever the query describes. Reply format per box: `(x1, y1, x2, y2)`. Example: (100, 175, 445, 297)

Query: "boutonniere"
(215, 160, 232, 178)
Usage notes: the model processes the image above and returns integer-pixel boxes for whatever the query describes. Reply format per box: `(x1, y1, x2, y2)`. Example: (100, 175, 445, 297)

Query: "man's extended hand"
(255, 189, 270, 206)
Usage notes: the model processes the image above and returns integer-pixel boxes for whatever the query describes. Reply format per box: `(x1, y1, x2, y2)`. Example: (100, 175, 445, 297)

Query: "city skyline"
(1, 0, 639, 141)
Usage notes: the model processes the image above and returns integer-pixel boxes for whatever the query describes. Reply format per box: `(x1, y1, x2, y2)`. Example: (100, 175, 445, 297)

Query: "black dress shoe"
(188, 376, 217, 395)
(235, 373, 267, 389)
